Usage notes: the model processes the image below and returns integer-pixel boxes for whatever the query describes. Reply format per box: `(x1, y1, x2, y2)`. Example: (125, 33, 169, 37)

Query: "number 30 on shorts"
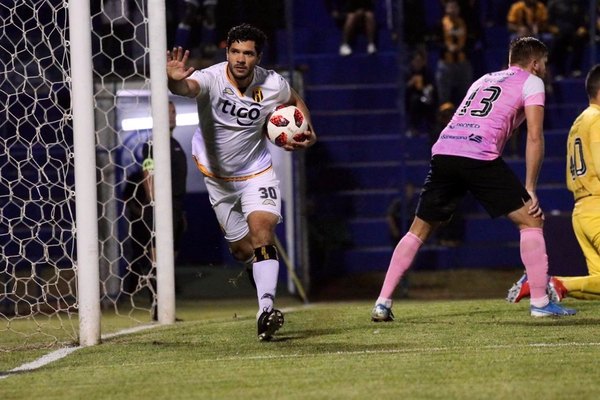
(259, 186, 278, 199)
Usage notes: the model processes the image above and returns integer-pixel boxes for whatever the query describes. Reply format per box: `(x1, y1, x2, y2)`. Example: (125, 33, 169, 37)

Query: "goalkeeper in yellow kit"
(508, 64, 600, 302)
(560, 64, 600, 299)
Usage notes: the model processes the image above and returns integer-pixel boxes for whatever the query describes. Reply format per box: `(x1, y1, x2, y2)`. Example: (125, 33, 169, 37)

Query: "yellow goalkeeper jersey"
(566, 104, 600, 202)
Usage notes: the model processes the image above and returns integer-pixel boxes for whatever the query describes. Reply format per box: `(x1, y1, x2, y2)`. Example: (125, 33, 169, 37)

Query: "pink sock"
(379, 232, 423, 300)
(520, 228, 549, 303)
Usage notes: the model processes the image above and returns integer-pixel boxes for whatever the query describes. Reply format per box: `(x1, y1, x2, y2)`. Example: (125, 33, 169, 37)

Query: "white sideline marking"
(0, 324, 156, 380)
(101, 324, 156, 340)
(0, 346, 80, 380)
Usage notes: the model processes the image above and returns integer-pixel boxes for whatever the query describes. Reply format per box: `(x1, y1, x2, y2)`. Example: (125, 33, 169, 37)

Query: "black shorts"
(416, 155, 531, 221)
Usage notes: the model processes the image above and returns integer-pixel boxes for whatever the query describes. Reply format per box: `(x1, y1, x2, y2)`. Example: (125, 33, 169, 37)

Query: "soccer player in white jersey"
(371, 36, 576, 321)
(166, 24, 316, 340)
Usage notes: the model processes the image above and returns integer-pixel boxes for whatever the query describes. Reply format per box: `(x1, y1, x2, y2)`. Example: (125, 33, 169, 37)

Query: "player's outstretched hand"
(282, 129, 317, 152)
(167, 47, 195, 81)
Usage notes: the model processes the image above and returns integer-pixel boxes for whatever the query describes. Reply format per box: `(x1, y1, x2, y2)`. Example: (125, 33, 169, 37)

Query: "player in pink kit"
(371, 36, 576, 321)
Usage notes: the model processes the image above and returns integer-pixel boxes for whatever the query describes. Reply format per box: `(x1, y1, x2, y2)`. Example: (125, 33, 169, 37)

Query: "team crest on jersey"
(252, 87, 263, 103)
(223, 88, 235, 96)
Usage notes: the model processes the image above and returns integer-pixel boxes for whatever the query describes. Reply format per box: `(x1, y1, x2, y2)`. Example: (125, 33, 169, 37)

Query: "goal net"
(0, 0, 170, 351)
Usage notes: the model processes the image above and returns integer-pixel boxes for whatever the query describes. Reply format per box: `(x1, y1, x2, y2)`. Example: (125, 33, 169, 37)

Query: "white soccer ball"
(265, 105, 309, 147)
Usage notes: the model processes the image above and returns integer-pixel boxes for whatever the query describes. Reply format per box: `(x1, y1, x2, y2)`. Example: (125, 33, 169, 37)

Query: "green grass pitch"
(2, 294, 600, 400)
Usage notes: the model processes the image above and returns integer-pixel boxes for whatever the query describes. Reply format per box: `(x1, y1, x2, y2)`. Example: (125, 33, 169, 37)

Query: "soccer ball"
(265, 105, 309, 147)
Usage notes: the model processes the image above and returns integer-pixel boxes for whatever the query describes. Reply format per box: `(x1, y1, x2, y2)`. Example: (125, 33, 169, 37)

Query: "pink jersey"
(431, 66, 545, 160)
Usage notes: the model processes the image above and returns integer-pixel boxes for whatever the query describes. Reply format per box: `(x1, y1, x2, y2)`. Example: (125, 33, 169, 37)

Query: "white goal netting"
(1, 0, 163, 351)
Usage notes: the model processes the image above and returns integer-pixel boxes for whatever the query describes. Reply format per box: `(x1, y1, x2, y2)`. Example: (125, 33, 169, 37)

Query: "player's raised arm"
(167, 47, 200, 98)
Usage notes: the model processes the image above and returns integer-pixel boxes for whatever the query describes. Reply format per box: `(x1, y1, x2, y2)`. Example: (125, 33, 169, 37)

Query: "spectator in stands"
(370, 37, 577, 322)
(123, 144, 153, 301)
(406, 48, 436, 137)
(173, 0, 218, 64)
(124, 101, 188, 318)
(384, 0, 427, 49)
(508, 65, 600, 302)
(450, 0, 482, 51)
(324, 0, 346, 28)
(547, 0, 588, 80)
(482, 0, 513, 28)
(506, 0, 548, 40)
(436, 0, 473, 106)
(338, 0, 377, 56)
(140, 101, 188, 271)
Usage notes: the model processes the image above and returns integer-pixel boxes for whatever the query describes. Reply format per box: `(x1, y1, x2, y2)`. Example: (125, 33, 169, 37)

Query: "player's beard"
(228, 63, 253, 84)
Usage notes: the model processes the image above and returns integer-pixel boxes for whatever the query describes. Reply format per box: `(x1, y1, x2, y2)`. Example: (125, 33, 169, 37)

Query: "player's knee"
(520, 217, 544, 230)
(229, 243, 254, 263)
(230, 249, 248, 263)
(254, 244, 278, 262)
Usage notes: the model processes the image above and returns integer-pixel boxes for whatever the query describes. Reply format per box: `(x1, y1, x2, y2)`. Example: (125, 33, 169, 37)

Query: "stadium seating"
(290, 1, 591, 275)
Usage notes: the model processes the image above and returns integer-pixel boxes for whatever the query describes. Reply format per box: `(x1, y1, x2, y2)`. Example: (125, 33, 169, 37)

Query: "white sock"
(252, 259, 279, 314)
(376, 297, 393, 308)
(530, 295, 549, 308)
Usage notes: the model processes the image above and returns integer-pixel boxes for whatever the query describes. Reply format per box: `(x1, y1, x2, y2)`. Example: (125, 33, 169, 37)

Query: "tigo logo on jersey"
(217, 98, 262, 126)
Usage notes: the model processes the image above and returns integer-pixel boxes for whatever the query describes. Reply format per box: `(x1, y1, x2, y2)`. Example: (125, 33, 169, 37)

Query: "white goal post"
(147, 0, 176, 327)
(69, 0, 101, 347)
(70, 0, 176, 345)
(1, 0, 175, 350)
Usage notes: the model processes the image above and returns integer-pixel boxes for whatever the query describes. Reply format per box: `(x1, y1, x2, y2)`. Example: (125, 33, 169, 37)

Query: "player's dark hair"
(226, 24, 267, 55)
(585, 65, 600, 99)
(508, 36, 547, 67)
